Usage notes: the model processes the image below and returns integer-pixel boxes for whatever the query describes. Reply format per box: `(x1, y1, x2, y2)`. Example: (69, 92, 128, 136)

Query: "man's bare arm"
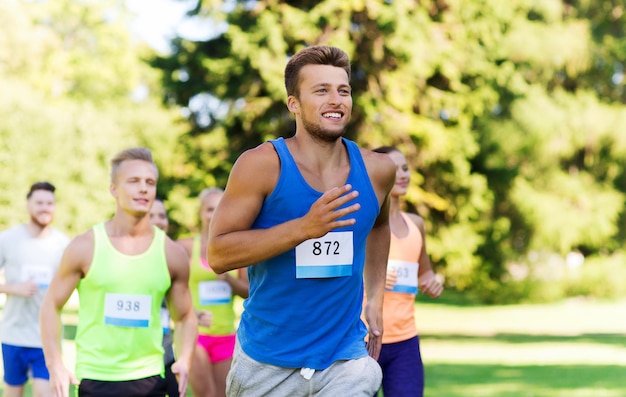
(165, 238, 198, 397)
(362, 151, 396, 360)
(41, 232, 92, 397)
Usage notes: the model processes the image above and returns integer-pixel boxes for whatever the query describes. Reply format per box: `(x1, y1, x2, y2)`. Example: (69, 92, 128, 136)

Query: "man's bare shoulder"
(227, 141, 281, 195)
(67, 229, 95, 254)
(176, 236, 194, 255)
(233, 141, 280, 172)
(165, 236, 190, 267)
(360, 147, 396, 187)
(360, 147, 396, 169)
(61, 229, 95, 274)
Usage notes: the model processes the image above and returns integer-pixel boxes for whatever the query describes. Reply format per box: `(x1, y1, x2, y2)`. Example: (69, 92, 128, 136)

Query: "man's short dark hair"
(27, 181, 56, 199)
(284, 46, 351, 98)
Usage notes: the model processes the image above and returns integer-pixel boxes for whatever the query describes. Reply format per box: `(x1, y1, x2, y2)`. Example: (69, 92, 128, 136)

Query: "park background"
(1, 0, 626, 395)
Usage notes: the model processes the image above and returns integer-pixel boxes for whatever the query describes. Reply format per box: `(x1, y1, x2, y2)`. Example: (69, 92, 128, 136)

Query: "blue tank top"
(238, 137, 380, 370)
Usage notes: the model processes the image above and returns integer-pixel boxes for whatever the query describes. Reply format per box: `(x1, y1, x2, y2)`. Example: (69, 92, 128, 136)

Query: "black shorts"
(78, 375, 167, 397)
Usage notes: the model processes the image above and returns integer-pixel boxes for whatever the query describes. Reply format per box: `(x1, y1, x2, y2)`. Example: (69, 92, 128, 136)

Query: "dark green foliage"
(3, 0, 626, 302)
(151, 0, 626, 301)
(0, 0, 188, 233)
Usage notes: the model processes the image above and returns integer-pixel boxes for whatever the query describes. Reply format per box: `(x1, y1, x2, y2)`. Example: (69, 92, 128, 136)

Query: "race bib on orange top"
(199, 280, 232, 305)
(387, 260, 419, 294)
(104, 293, 152, 328)
(295, 232, 353, 278)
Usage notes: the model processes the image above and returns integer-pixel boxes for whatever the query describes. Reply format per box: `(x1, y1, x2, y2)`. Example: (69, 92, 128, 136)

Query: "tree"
(0, 0, 190, 236)
(156, 0, 626, 299)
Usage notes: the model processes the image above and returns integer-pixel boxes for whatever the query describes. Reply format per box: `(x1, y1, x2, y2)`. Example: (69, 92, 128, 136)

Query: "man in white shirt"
(0, 182, 70, 397)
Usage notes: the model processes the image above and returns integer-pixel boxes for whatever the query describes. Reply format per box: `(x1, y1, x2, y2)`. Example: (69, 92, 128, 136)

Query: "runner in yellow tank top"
(40, 147, 198, 397)
(178, 188, 249, 397)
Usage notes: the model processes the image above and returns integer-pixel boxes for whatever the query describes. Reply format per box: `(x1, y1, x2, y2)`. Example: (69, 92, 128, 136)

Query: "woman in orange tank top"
(372, 146, 444, 397)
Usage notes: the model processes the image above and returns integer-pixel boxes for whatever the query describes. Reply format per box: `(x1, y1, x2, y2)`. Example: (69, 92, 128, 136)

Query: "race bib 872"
(295, 231, 353, 278)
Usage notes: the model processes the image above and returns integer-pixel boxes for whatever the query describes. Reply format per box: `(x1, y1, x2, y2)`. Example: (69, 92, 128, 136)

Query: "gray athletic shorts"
(226, 339, 382, 397)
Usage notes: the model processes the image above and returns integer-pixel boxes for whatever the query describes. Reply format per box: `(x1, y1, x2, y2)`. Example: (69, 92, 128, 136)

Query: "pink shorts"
(197, 333, 236, 363)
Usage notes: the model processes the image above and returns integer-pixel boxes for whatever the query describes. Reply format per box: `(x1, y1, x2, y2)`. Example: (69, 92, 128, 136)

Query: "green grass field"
(2, 295, 625, 396)
(416, 294, 626, 397)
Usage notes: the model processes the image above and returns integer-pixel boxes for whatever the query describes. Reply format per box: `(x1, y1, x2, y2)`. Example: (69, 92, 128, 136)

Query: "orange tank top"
(382, 212, 422, 343)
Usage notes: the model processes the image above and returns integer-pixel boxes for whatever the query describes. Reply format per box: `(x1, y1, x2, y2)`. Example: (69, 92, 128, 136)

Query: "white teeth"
(323, 112, 341, 119)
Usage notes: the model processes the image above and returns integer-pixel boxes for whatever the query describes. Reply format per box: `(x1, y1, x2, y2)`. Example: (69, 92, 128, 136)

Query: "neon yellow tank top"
(188, 235, 236, 335)
(75, 223, 171, 381)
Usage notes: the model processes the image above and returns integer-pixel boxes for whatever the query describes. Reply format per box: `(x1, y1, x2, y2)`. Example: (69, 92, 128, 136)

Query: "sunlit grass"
(415, 296, 626, 396)
(426, 363, 625, 397)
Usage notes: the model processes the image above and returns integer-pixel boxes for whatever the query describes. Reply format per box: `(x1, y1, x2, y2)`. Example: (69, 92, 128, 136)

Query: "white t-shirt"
(0, 224, 69, 347)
